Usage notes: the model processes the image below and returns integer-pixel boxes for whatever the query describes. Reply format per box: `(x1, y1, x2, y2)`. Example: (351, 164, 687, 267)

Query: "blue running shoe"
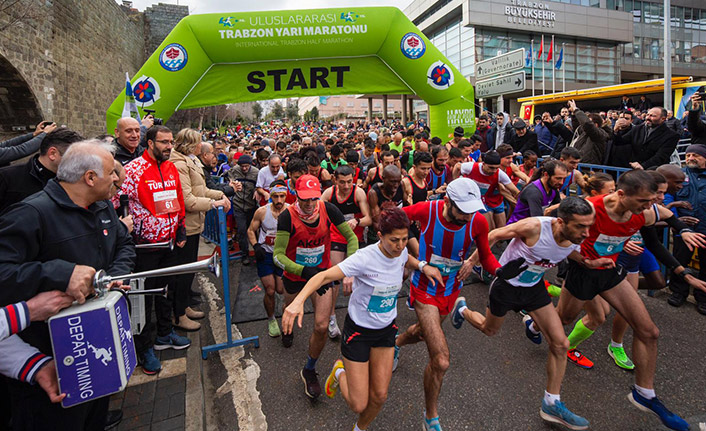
(423, 412, 443, 431)
(155, 329, 191, 350)
(628, 386, 690, 431)
(139, 347, 162, 375)
(472, 265, 482, 278)
(406, 296, 415, 311)
(523, 315, 542, 345)
(392, 335, 400, 372)
(540, 399, 589, 430)
(451, 296, 467, 329)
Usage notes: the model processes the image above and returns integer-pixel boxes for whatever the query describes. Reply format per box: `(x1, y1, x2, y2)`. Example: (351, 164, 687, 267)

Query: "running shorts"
(283, 278, 333, 295)
(564, 260, 627, 301)
(408, 285, 460, 316)
(482, 201, 505, 214)
(257, 252, 283, 278)
(616, 249, 659, 274)
(341, 314, 397, 362)
(487, 277, 552, 317)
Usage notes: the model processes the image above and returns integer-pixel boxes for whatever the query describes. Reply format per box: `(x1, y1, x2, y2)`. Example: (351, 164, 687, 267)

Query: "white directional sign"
(475, 71, 526, 98)
(474, 48, 525, 80)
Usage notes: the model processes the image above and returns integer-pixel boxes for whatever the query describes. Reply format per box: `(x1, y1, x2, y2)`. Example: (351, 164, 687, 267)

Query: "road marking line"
(198, 273, 267, 431)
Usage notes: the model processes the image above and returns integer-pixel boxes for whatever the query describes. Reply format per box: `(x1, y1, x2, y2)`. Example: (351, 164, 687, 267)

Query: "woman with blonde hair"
(170, 128, 231, 331)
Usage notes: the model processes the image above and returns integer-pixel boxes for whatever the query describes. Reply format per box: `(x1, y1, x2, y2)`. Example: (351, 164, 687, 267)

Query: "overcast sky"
(120, 0, 414, 14)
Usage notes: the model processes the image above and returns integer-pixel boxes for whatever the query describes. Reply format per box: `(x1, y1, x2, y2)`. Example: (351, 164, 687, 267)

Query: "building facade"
(404, 0, 706, 115)
(297, 95, 404, 119)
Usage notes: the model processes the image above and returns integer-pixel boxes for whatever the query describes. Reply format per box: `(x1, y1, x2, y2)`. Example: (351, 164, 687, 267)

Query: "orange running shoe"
(567, 349, 594, 369)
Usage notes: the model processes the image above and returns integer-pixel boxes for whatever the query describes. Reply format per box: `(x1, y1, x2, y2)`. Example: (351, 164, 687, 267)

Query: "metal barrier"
(676, 138, 691, 163)
(201, 207, 259, 359)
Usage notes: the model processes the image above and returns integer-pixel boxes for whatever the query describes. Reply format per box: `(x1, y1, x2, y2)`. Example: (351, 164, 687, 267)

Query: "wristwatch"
(418, 260, 428, 271)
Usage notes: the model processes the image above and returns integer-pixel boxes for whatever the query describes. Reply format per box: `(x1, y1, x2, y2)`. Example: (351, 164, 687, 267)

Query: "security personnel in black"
(0, 141, 135, 431)
(0, 128, 83, 213)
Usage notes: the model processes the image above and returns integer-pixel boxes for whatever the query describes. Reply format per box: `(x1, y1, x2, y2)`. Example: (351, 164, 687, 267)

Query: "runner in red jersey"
(273, 174, 358, 400)
(393, 178, 525, 431)
(284, 157, 307, 205)
(554, 170, 691, 431)
(322, 165, 372, 339)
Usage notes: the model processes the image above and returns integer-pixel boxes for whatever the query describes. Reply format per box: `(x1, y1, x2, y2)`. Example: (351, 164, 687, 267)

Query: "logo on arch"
(133, 76, 160, 107)
(159, 43, 188, 72)
(400, 33, 425, 59)
(427, 61, 454, 89)
(219, 17, 242, 27)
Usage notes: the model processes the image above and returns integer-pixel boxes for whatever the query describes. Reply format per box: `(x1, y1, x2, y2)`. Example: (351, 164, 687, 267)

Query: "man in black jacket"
(0, 140, 135, 430)
(613, 107, 679, 170)
(507, 119, 539, 155)
(198, 142, 235, 197)
(113, 116, 154, 166)
(0, 128, 83, 213)
(0, 121, 57, 167)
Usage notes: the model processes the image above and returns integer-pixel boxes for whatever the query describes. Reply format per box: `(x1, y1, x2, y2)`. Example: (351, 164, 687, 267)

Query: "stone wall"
(0, 0, 187, 137)
(144, 3, 189, 59)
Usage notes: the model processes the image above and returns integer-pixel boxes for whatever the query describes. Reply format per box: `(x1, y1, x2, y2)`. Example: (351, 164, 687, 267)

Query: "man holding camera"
(0, 121, 57, 167)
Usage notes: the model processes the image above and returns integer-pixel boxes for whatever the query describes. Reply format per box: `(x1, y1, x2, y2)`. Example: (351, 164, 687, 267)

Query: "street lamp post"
(664, 0, 672, 112)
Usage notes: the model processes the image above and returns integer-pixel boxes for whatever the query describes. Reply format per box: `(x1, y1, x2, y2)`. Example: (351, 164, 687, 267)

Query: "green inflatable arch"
(106, 7, 475, 137)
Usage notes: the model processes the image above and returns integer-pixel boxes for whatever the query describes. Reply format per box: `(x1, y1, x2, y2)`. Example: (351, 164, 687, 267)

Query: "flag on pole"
(526, 44, 533, 67)
(555, 47, 563, 69)
(547, 39, 553, 62)
(121, 72, 141, 121)
(537, 38, 544, 60)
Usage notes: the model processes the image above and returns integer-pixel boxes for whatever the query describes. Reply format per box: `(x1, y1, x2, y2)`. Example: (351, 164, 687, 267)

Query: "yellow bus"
(518, 77, 705, 121)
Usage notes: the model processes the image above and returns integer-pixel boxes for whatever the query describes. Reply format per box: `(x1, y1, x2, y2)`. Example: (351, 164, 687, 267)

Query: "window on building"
(360, 102, 367, 108)
(632, 1, 642, 22)
(347, 102, 354, 107)
(333, 102, 340, 107)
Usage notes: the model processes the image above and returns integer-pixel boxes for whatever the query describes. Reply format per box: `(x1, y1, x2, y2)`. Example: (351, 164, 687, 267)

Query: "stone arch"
(0, 54, 43, 135)
(106, 7, 476, 137)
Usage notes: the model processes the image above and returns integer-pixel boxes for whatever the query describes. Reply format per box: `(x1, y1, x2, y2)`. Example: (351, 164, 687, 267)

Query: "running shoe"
(607, 344, 635, 370)
(628, 386, 690, 431)
(268, 319, 281, 338)
(567, 349, 593, 369)
(154, 329, 191, 350)
(328, 318, 341, 339)
(472, 265, 482, 278)
(139, 348, 162, 375)
(325, 359, 344, 398)
(423, 412, 443, 431)
(406, 296, 415, 311)
(282, 332, 294, 348)
(523, 315, 542, 345)
(301, 368, 322, 399)
(546, 282, 562, 298)
(540, 399, 590, 430)
(451, 296, 467, 329)
(392, 335, 400, 372)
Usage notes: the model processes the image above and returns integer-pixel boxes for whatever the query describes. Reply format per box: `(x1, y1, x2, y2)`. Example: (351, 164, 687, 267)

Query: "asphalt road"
(198, 265, 706, 431)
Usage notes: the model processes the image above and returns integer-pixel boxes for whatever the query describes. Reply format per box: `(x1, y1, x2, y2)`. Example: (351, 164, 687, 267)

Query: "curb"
(185, 330, 205, 431)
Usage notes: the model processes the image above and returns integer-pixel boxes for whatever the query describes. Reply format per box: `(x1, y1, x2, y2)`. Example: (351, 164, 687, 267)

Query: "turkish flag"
(547, 40, 553, 62)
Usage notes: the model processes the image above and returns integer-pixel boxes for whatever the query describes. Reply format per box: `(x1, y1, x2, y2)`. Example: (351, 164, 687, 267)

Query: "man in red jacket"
(117, 125, 190, 375)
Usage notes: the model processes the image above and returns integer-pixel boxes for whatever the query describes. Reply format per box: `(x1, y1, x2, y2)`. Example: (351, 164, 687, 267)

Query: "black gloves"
(495, 257, 528, 280)
(253, 243, 266, 263)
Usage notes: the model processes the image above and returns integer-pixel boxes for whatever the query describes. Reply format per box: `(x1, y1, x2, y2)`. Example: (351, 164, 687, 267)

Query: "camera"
(143, 109, 163, 125)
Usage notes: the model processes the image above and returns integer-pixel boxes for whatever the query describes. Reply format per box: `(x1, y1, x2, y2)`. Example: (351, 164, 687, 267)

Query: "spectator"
(614, 107, 679, 170)
(636, 95, 653, 112)
(567, 100, 609, 165)
(0, 141, 135, 429)
(665, 110, 681, 134)
(507, 119, 539, 155)
(0, 127, 82, 213)
(618, 95, 634, 110)
(487, 112, 511, 151)
(0, 121, 57, 167)
(171, 128, 231, 331)
(534, 112, 557, 155)
(671, 144, 706, 315)
(476, 115, 491, 152)
(229, 155, 260, 265)
(687, 94, 706, 146)
(114, 117, 146, 165)
(199, 142, 237, 197)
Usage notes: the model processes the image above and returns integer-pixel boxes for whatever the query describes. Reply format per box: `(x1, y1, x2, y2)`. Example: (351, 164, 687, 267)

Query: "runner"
(394, 178, 523, 431)
(284, 157, 308, 204)
(273, 174, 358, 399)
(247, 179, 289, 337)
(321, 165, 372, 339)
(362, 151, 395, 191)
(367, 165, 404, 246)
(454, 197, 596, 430)
(306, 152, 332, 190)
(426, 146, 450, 200)
(549, 170, 693, 431)
(453, 150, 518, 230)
(281, 204, 443, 431)
(402, 151, 434, 257)
(558, 147, 587, 196)
(507, 160, 567, 224)
(517, 150, 538, 189)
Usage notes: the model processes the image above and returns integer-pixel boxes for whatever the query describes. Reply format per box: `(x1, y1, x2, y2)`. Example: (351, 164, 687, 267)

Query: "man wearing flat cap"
(507, 119, 539, 155)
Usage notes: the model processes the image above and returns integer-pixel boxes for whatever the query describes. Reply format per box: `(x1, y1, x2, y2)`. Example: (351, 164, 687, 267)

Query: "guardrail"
(200, 207, 259, 359)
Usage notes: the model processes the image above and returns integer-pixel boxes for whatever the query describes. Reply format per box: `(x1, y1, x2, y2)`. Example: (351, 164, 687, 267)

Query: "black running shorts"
(487, 277, 552, 317)
(340, 314, 397, 363)
(564, 260, 627, 301)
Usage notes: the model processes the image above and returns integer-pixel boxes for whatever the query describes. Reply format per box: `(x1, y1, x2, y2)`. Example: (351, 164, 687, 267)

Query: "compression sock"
(635, 384, 656, 400)
(544, 391, 561, 406)
(305, 355, 318, 371)
(567, 319, 595, 350)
